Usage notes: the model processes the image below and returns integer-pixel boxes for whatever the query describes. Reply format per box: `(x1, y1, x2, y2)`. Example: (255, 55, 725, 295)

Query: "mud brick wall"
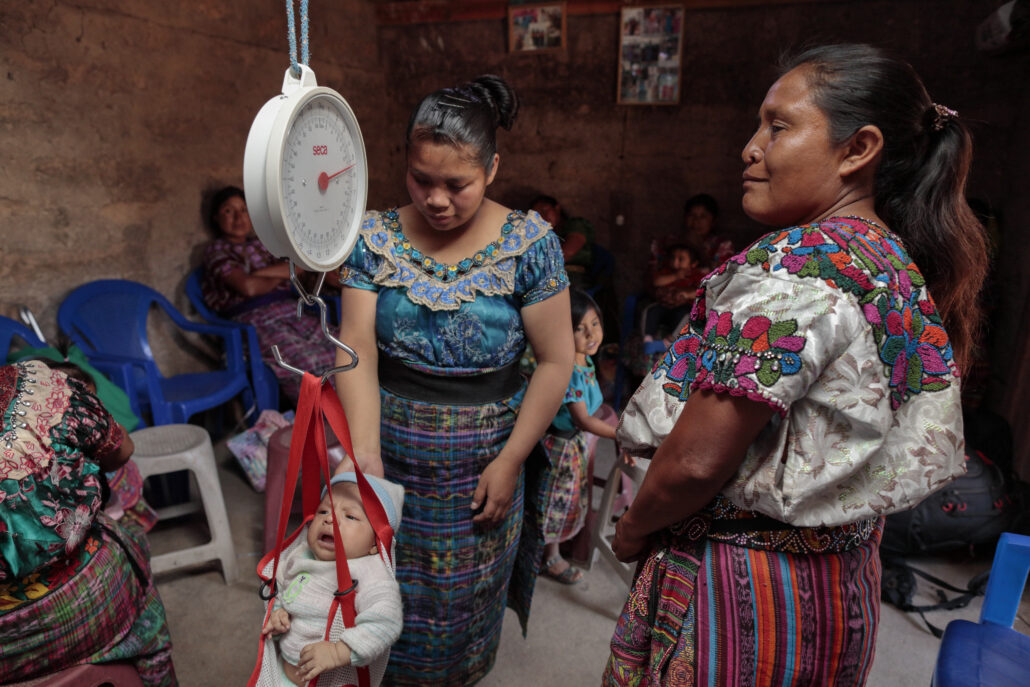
(0, 0, 390, 370)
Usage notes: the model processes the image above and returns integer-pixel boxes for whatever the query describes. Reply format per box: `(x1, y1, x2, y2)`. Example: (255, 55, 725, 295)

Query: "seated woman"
(48, 360, 159, 532)
(200, 185, 337, 403)
(0, 359, 176, 686)
(5, 348, 159, 532)
(531, 194, 596, 291)
(681, 192, 735, 270)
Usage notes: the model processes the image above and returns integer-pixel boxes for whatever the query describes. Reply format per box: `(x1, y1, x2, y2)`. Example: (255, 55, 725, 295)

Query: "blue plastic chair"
(0, 314, 46, 359)
(58, 279, 254, 427)
(932, 532, 1030, 686)
(611, 292, 668, 410)
(185, 268, 279, 415)
(587, 243, 616, 299)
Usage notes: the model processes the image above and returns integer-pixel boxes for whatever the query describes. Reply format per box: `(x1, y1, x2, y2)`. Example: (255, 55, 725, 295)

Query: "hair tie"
(930, 103, 958, 131)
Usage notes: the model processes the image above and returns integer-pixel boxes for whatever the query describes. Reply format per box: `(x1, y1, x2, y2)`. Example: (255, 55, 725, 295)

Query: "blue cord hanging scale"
(286, 0, 309, 78)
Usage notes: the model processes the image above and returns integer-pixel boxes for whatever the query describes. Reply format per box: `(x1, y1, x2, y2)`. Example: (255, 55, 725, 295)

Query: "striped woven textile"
(0, 514, 176, 686)
(105, 461, 159, 533)
(379, 387, 546, 687)
(537, 431, 590, 544)
(235, 298, 336, 402)
(604, 517, 883, 686)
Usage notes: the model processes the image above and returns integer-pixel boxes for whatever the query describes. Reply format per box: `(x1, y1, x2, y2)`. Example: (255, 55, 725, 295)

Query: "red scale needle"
(317, 164, 356, 192)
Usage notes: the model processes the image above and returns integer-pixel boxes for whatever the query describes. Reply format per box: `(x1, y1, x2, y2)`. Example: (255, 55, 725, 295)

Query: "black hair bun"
(467, 75, 519, 131)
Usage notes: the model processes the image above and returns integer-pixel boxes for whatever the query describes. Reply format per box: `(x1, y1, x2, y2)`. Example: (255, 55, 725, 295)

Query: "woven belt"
(378, 356, 524, 405)
(547, 425, 579, 440)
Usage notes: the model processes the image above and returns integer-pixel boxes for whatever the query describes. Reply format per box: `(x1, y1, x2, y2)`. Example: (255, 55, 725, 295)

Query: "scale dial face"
(245, 66, 368, 273)
(277, 93, 365, 270)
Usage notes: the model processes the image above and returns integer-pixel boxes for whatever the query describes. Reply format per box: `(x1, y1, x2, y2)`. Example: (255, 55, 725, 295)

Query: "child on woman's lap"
(262, 473, 403, 686)
(645, 242, 706, 341)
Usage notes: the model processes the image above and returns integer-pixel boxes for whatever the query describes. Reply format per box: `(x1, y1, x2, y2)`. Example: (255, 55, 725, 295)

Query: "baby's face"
(307, 482, 378, 562)
(670, 249, 696, 271)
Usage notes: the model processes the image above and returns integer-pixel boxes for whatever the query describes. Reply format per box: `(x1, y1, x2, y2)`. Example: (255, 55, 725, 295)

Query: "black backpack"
(879, 408, 1028, 635)
(882, 407, 1025, 557)
(881, 449, 1018, 558)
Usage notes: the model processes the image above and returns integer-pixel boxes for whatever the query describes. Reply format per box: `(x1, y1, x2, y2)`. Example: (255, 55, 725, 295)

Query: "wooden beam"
(375, 0, 506, 25)
(374, 0, 837, 26)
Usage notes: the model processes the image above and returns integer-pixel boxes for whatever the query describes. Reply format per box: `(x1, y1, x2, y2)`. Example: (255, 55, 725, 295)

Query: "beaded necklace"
(837, 214, 888, 233)
(834, 215, 907, 249)
(380, 208, 525, 283)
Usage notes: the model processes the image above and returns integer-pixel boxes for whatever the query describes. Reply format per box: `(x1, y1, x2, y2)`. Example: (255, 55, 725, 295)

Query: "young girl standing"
(539, 289, 618, 584)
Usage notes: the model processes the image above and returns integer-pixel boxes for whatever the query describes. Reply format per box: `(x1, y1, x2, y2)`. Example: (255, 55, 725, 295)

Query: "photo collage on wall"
(509, 2, 567, 52)
(617, 5, 685, 105)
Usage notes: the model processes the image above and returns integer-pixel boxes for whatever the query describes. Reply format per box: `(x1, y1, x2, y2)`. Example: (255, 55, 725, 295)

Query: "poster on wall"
(509, 2, 567, 52)
(617, 5, 684, 105)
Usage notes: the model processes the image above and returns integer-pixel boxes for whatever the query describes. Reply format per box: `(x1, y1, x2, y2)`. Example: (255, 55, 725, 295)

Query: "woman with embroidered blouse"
(332, 75, 573, 686)
(603, 44, 987, 685)
(0, 360, 176, 685)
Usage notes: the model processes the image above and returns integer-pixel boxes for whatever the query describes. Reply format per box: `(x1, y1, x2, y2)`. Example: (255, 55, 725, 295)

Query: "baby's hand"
(296, 640, 352, 682)
(262, 608, 291, 636)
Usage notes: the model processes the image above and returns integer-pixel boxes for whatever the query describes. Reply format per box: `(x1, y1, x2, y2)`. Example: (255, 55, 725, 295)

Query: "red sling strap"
(249, 373, 392, 687)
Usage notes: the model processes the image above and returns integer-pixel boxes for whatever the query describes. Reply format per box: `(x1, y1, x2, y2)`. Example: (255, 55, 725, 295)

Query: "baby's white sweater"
(275, 540, 402, 670)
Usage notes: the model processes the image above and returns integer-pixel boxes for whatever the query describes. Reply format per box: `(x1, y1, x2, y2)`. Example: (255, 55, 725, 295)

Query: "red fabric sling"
(248, 373, 393, 687)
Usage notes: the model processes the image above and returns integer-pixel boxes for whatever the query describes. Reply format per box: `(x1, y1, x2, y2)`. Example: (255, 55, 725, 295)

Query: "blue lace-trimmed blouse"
(339, 209, 569, 375)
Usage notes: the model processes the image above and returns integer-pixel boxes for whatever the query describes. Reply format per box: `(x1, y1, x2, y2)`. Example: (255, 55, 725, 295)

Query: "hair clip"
(442, 93, 473, 103)
(931, 103, 958, 131)
(436, 95, 470, 111)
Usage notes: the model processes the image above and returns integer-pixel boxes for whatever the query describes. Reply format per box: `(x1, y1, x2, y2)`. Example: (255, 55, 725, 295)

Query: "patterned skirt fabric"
(538, 431, 590, 544)
(235, 299, 337, 402)
(105, 461, 159, 533)
(604, 515, 883, 687)
(0, 514, 176, 686)
(378, 387, 545, 687)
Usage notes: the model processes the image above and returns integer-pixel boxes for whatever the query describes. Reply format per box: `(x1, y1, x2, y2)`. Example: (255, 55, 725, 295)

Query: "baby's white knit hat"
(323, 472, 404, 533)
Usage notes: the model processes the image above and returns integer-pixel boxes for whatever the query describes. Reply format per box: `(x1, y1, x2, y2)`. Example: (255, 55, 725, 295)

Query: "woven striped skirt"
(378, 385, 546, 687)
(538, 431, 590, 544)
(604, 511, 883, 686)
(234, 298, 337, 402)
(0, 514, 176, 686)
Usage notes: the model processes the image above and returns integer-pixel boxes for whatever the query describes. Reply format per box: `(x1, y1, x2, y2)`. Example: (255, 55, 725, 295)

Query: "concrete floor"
(148, 436, 1030, 687)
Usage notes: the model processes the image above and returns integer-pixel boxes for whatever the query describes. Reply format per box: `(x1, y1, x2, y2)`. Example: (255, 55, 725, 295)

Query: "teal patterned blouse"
(339, 209, 569, 375)
(550, 358, 603, 433)
(0, 360, 120, 582)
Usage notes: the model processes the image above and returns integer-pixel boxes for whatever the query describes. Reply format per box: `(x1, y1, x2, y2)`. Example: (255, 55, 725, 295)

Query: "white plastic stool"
(130, 424, 239, 584)
(588, 458, 649, 587)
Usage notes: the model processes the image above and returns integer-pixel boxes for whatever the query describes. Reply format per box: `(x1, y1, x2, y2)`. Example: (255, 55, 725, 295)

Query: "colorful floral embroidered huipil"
(339, 209, 568, 375)
(618, 217, 966, 527)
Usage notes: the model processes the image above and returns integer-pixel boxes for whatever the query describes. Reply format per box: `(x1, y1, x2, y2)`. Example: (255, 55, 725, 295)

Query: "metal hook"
(311, 292, 359, 382)
(272, 264, 359, 383)
(271, 344, 306, 377)
(290, 263, 322, 310)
